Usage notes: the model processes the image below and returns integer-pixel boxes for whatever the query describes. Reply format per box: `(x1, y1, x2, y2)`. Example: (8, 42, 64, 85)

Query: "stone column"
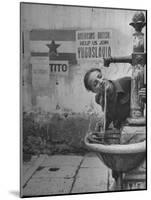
(129, 12, 146, 120)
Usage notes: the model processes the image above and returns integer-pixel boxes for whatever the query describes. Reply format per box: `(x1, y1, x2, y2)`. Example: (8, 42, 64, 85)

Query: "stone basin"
(84, 132, 146, 172)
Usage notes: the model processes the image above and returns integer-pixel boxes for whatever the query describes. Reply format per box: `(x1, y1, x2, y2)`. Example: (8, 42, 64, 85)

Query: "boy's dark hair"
(83, 68, 102, 91)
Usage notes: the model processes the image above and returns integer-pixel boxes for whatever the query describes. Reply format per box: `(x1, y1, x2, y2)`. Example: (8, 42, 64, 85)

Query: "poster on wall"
(76, 29, 112, 60)
(20, 2, 147, 198)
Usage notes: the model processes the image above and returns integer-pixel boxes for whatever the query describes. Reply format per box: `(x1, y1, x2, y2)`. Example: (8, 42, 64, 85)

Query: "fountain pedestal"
(85, 11, 146, 191)
(103, 11, 146, 190)
(123, 160, 146, 189)
(120, 125, 146, 190)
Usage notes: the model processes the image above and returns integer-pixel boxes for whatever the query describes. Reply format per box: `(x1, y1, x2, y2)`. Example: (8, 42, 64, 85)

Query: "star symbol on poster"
(46, 40, 60, 58)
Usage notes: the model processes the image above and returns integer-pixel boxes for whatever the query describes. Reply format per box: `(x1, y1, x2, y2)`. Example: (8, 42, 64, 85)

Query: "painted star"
(46, 40, 60, 56)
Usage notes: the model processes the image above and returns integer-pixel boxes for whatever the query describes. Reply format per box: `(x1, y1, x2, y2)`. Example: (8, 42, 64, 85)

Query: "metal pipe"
(103, 55, 132, 67)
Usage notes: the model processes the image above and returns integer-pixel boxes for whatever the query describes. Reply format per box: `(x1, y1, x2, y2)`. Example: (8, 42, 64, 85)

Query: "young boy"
(84, 68, 131, 129)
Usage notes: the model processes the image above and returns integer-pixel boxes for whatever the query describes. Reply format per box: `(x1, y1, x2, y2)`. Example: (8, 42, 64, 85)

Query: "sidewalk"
(22, 153, 113, 197)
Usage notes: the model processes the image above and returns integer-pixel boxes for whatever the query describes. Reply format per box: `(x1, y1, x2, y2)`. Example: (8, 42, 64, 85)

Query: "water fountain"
(84, 11, 146, 190)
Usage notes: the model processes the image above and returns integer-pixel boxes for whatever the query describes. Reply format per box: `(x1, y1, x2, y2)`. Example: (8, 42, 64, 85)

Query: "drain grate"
(49, 167, 60, 172)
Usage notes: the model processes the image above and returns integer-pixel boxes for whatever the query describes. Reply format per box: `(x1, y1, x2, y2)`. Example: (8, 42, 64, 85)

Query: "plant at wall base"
(23, 111, 50, 161)
(22, 110, 98, 159)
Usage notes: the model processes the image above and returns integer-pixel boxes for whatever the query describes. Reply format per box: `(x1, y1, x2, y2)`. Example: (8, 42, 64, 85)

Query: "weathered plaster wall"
(21, 4, 145, 114)
(21, 4, 146, 152)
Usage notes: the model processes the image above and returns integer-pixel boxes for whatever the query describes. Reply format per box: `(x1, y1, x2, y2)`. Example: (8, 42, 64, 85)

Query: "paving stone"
(23, 177, 73, 196)
(72, 185, 107, 193)
(41, 155, 83, 167)
(23, 156, 39, 176)
(33, 166, 77, 179)
(23, 154, 113, 195)
(71, 167, 108, 193)
(23, 164, 31, 175)
(81, 153, 107, 168)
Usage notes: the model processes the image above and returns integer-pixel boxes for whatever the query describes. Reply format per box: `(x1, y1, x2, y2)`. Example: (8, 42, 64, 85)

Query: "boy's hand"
(95, 118, 104, 132)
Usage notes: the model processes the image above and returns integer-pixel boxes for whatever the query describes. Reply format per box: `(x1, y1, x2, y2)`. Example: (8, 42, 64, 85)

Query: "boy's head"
(84, 68, 105, 93)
